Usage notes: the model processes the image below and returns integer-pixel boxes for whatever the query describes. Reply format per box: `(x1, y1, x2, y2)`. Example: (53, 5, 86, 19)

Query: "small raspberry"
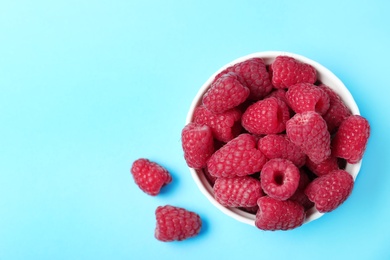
(305, 156, 339, 177)
(271, 56, 317, 88)
(241, 97, 290, 135)
(289, 169, 314, 210)
(305, 170, 354, 213)
(255, 196, 305, 231)
(207, 134, 267, 178)
(286, 111, 331, 164)
(203, 72, 250, 113)
(155, 205, 202, 242)
(213, 176, 263, 207)
(193, 105, 242, 143)
(258, 134, 306, 167)
(227, 57, 273, 100)
(260, 159, 300, 201)
(285, 83, 330, 115)
(130, 158, 172, 196)
(331, 115, 370, 164)
(181, 123, 214, 169)
(318, 84, 352, 134)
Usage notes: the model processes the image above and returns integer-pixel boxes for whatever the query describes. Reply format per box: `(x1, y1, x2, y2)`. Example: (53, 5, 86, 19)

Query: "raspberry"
(181, 123, 214, 169)
(130, 158, 172, 196)
(305, 169, 354, 213)
(193, 105, 242, 143)
(203, 72, 250, 113)
(241, 97, 290, 135)
(258, 134, 306, 167)
(306, 156, 339, 176)
(285, 83, 330, 115)
(207, 134, 267, 178)
(331, 115, 370, 164)
(289, 169, 314, 210)
(255, 196, 305, 231)
(213, 176, 263, 207)
(286, 111, 331, 164)
(260, 159, 300, 201)
(226, 57, 273, 100)
(271, 56, 317, 88)
(155, 205, 202, 242)
(318, 84, 352, 133)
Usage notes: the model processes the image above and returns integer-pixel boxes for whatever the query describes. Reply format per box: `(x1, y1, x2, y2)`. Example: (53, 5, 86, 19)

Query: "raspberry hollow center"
(274, 171, 285, 186)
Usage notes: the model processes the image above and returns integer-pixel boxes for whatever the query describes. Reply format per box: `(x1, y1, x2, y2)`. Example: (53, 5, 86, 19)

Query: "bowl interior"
(186, 51, 361, 226)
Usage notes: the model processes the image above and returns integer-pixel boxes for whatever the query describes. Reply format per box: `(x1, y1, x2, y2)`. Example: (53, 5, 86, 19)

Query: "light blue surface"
(0, 1, 389, 259)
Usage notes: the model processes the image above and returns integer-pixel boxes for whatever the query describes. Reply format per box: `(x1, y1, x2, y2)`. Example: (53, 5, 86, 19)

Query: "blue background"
(0, 1, 389, 259)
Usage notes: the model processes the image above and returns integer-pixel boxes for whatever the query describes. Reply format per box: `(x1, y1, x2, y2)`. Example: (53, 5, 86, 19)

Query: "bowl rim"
(186, 51, 362, 226)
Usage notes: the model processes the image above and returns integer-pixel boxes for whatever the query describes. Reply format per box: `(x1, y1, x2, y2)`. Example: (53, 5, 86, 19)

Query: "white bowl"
(186, 51, 361, 226)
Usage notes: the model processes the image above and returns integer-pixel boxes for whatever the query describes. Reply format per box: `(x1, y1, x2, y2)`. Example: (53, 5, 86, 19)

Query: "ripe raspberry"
(286, 111, 331, 164)
(289, 169, 314, 210)
(227, 57, 273, 100)
(260, 159, 300, 201)
(155, 205, 202, 242)
(318, 84, 352, 133)
(207, 134, 267, 178)
(203, 72, 250, 113)
(306, 156, 339, 177)
(181, 123, 214, 169)
(331, 115, 370, 164)
(130, 158, 172, 196)
(271, 56, 317, 88)
(258, 134, 306, 167)
(255, 196, 305, 231)
(241, 97, 290, 135)
(305, 170, 354, 213)
(285, 83, 330, 115)
(213, 176, 263, 207)
(193, 105, 242, 143)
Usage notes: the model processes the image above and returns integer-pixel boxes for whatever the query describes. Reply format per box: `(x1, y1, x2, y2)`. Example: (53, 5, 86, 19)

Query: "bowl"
(186, 51, 361, 226)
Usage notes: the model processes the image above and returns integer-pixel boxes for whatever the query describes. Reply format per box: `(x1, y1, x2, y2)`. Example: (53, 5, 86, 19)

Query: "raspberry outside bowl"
(186, 51, 361, 227)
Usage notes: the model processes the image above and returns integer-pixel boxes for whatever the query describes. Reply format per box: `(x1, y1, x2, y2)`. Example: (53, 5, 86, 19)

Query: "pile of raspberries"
(131, 55, 370, 241)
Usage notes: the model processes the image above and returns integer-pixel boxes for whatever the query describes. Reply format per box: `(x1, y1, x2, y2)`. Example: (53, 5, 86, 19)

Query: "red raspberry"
(258, 134, 306, 167)
(203, 72, 250, 113)
(289, 169, 314, 210)
(130, 158, 172, 196)
(286, 111, 331, 164)
(305, 170, 354, 213)
(305, 156, 339, 177)
(285, 83, 330, 115)
(213, 176, 263, 207)
(241, 97, 290, 135)
(260, 159, 300, 201)
(227, 57, 273, 100)
(318, 84, 352, 134)
(193, 105, 242, 143)
(202, 166, 217, 186)
(271, 56, 317, 89)
(207, 134, 267, 178)
(181, 123, 214, 169)
(255, 196, 305, 231)
(155, 205, 202, 242)
(331, 115, 370, 164)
